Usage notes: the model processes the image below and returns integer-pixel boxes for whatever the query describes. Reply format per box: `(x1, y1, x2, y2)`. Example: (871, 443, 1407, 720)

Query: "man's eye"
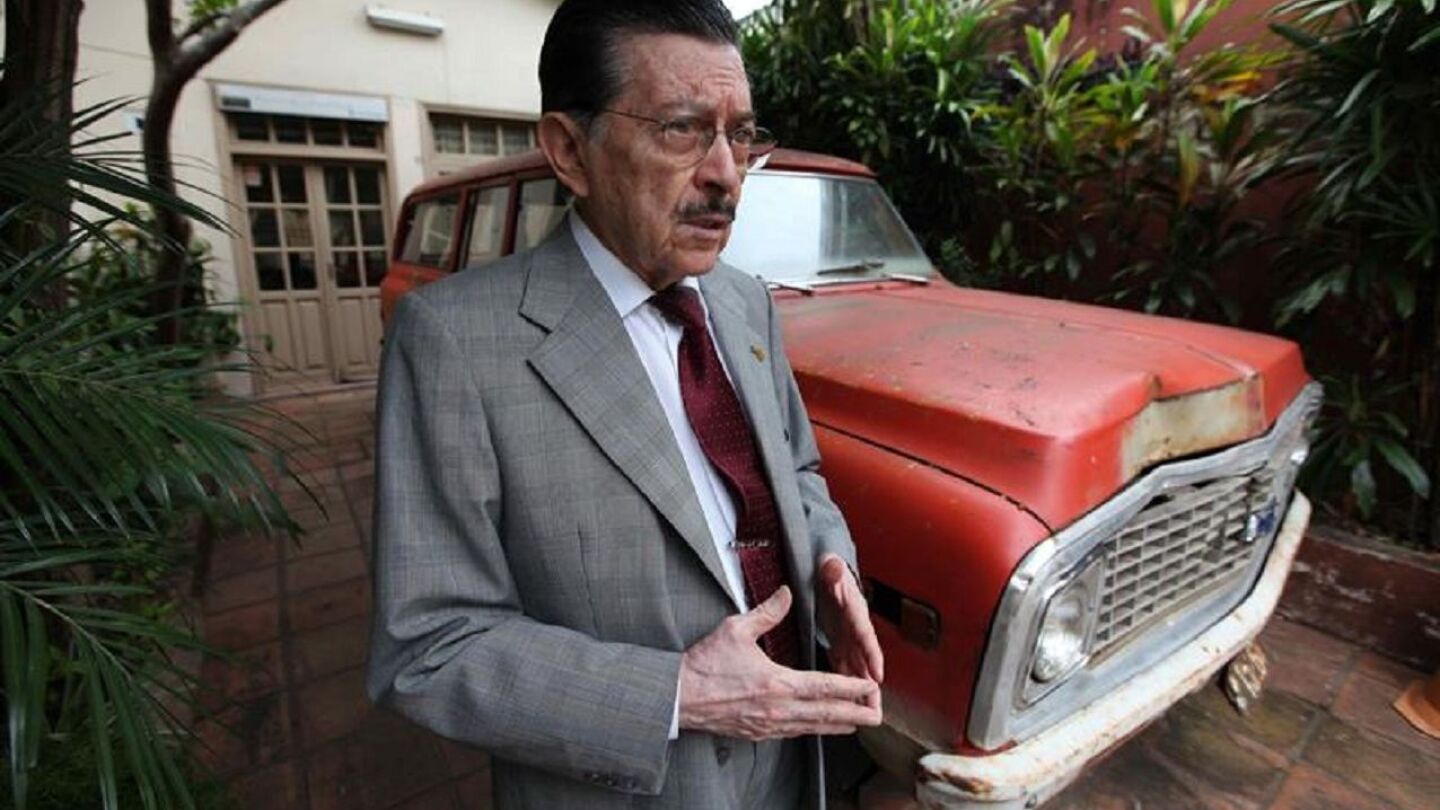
(663, 119, 700, 137)
(730, 127, 758, 145)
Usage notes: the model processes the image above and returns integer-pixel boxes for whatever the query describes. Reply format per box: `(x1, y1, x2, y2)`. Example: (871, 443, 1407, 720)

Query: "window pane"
(273, 115, 306, 143)
(234, 113, 269, 141)
(514, 179, 570, 251)
(433, 117, 464, 154)
(289, 252, 317, 290)
(364, 250, 388, 287)
(241, 164, 272, 203)
(358, 209, 385, 246)
(400, 195, 459, 268)
(278, 165, 306, 202)
(311, 119, 343, 145)
(466, 186, 510, 265)
(324, 166, 352, 203)
(354, 168, 381, 204)
(282, 208, 312, 247)
(250, 209, 279, 248)
(470, 125, 498, 156)
(501, 124, 532, 155)
(347, 121, 380, 148)
(255, 252, 285, 290)
(329, 211, 356, 247)
(334, 252, 361, 287)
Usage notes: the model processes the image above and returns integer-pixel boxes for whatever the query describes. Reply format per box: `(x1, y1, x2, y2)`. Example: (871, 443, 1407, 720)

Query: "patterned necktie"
(651, 284, 800, 668)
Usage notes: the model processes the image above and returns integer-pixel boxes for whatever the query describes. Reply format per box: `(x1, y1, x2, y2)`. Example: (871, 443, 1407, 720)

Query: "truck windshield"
(720, 173, 934, 284)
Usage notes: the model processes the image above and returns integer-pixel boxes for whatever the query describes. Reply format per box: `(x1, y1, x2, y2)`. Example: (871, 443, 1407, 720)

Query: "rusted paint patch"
(1122, 377, 1266, 481)
(916, 769, 997, 797)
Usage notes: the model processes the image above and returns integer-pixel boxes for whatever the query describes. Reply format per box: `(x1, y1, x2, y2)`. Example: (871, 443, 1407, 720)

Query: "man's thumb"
(744, 585, 792, 637)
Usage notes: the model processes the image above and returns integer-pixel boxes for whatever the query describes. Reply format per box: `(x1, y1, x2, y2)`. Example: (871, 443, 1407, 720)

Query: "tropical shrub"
(0, 73, 298, 809)
(1269, 0, 1440, 541)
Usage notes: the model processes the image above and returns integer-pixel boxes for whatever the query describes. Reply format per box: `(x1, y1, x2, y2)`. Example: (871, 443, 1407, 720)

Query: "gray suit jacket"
(366, 225, 857, 809)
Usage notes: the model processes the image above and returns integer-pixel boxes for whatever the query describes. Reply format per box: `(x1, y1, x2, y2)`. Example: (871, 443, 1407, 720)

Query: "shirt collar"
(570, 212, 700, 320)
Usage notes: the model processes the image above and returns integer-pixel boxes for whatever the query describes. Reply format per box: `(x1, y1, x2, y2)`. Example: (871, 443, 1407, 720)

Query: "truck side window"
(465, 185, 511, 267)
(400, 195, 460, 269)
(514, 178, 571, 251)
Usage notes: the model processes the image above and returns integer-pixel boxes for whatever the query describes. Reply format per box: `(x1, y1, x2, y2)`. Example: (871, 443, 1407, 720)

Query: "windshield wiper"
(881, 272, 930, 285)
(816, 259, 885, 275)
(763, 279, 815, 295)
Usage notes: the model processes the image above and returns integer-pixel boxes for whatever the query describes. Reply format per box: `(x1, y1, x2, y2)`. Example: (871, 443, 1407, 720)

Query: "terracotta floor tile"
(1259, 618, 1359, 707)
(1270, 763, 1398, 810)
(306, 712, 451, 810)
(206, 599, 282, 649)
(1148, 703, 1287, 806)
(454, 769, 494, 810)
(228, 760, 305, 810)
(388, 783, 460, 810)
(1049, 732, 1212, 809)
(199, 640, 286, 710)
(436, 736, 491, 779)
(286, 547, 369, 594)
(1171, 681, 1319, 759)
(1352, 651, 1427, 691)
(291, 615, 371, 684)
(1331, 670, 1440, 758)
(208, 532, 280, 579)
(288, 576, 371, 633)
(297, 667, 373, 748)
(287, 518, 363, 561)
(203, 566, 279, 615)
(1303, 716, 1440, 809)
(195, 691, 294, 778)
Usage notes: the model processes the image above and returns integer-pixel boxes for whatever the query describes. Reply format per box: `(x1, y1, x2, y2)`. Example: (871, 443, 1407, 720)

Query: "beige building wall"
(67, 0, 559, 395)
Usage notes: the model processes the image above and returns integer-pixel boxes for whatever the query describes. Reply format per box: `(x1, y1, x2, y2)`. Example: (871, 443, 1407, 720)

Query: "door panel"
(237, 159, 390, 388)
(241, 161, 331, 381)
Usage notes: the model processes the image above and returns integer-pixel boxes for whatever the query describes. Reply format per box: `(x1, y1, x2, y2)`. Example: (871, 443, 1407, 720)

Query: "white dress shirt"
(570, 213, 752, 611)
(570, 213, 752, 740)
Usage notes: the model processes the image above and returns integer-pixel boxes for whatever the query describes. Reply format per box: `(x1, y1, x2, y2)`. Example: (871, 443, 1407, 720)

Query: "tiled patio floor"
(194, 386, 1438, 809)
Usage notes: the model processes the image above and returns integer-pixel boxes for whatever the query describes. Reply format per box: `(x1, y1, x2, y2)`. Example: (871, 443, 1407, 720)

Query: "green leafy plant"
(0, 68, 299, 810)
(1303, 374, 1431, 519)
(1270, 0, 1440, 542)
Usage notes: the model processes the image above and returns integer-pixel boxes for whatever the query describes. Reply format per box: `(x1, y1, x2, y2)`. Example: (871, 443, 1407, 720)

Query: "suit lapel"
(524, 229, 733, 599)
(701, 273, 817, 629)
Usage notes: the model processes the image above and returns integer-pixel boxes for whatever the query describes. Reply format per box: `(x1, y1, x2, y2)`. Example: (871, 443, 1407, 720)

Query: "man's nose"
(694, 129, 743, 196)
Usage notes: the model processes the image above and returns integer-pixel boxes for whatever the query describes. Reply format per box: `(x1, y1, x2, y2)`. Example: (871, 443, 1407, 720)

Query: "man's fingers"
(739, 585, 792, 639)
(784, 695, 883, 728)
(787, 669, 879, 704)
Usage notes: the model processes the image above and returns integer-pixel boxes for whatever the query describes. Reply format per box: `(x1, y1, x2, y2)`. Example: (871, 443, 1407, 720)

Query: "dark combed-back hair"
(539, 0, 739, 125)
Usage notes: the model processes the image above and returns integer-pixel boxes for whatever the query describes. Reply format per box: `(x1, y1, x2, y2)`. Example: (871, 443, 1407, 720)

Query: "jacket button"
(715, 744, 731, 765)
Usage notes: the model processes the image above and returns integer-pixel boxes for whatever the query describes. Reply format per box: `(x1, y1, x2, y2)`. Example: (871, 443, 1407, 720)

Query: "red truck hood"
(779, 283, 1311, 531)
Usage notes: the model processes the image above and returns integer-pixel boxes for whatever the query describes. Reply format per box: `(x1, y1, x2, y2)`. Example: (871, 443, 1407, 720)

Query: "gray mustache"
(678, 199, 737, 221)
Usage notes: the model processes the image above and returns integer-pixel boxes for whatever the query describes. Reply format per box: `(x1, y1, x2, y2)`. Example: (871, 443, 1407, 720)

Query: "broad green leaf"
(1376, 437, 1431, 498)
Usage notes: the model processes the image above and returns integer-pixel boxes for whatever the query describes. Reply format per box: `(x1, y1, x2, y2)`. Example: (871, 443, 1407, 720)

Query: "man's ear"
(537, 112, 591, 200)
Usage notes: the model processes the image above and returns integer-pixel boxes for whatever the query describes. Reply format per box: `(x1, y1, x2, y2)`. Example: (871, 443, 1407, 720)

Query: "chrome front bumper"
(912, 492, 1312, 810)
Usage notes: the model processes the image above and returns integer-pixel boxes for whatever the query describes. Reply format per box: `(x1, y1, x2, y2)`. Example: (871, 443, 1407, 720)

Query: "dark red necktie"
(652, 285, 800, 668)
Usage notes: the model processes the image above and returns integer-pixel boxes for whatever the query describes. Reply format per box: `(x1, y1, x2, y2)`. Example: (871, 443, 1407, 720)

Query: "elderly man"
(366, 1, 883, 807)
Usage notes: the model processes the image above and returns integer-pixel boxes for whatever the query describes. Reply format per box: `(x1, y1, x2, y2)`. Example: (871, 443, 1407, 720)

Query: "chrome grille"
(1093, 469, 1278, 656)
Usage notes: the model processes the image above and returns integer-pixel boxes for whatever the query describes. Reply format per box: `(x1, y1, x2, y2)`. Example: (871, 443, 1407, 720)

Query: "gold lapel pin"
(751, 345, 767, 362)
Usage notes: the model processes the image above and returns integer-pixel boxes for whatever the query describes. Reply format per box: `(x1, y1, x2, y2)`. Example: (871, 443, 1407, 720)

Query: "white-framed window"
(430, 114, 535, 158)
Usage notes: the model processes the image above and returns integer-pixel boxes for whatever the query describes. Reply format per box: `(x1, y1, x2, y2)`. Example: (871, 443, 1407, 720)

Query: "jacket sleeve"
(365, 291, 681, 796)
(761, 287, 859, 574)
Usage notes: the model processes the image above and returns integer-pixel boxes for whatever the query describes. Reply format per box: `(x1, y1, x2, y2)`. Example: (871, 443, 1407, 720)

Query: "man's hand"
(678, 586, 882, 740)
(816, 553, 884, 707)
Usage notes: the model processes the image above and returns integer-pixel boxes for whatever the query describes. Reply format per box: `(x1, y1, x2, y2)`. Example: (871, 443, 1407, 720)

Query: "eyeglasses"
(596, 109, 778, 168)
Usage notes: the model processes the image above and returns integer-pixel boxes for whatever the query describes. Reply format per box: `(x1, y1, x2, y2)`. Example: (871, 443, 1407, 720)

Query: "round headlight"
(1031, 585, 1090, 683)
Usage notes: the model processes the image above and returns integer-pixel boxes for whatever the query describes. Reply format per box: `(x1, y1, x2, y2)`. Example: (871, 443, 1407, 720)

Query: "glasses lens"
(744, 128, 778, 167)
(658, 119, 705, 161)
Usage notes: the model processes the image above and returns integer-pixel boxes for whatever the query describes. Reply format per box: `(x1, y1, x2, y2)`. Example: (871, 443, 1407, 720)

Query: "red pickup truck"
(379, 148, 1318, 809)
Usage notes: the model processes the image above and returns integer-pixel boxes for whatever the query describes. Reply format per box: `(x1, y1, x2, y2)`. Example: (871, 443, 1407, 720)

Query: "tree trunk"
(143, 63, 198, 346)
(143, 0, 289, 344)
(0, 0, 84, 251)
